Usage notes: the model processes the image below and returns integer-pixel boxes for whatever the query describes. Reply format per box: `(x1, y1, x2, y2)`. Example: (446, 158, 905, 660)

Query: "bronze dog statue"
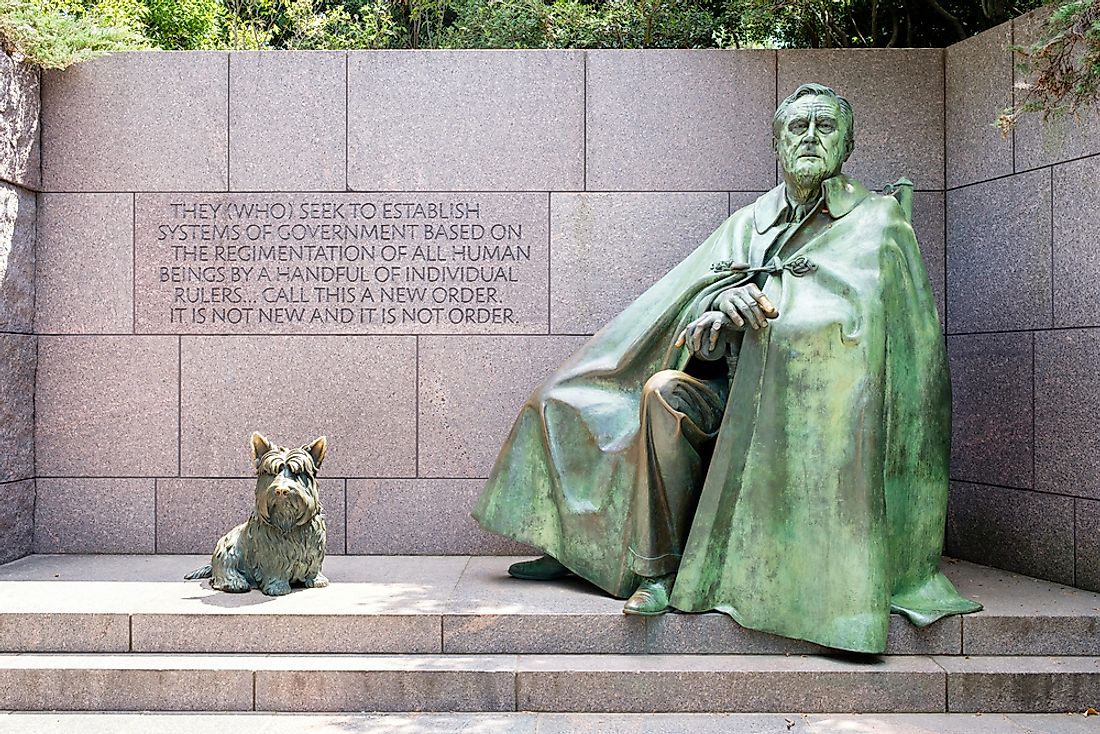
(185, 432, 329, 596)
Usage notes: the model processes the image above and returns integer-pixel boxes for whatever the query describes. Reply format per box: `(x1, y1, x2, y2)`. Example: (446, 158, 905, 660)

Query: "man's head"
(773, 83, 854, 190)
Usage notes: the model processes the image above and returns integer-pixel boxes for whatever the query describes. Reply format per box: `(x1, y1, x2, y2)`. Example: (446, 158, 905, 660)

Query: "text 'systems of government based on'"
(137, 196, 546, 333)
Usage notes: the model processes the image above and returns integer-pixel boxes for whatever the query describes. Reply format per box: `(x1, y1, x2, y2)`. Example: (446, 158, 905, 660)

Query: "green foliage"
(0, 0, 147, 68)
(596, 0, 716, 48)
(143, 0, 222, 48)
(438, 0, 717, 49)
(716, 0, 1046, 49)
(1000, 0, 1100, 132)
(282, 0, 399, 49)
(0, 0, 1081, 81)
(439, 0, 549, 47)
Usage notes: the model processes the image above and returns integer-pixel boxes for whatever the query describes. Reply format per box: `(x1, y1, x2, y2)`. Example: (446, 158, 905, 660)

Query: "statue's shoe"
(507, 555, 571, 581)
(623, 574, 674, 616)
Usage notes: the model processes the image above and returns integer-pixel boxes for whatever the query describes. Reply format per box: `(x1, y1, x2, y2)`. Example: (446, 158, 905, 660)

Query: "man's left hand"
(674, 311, 736, 359)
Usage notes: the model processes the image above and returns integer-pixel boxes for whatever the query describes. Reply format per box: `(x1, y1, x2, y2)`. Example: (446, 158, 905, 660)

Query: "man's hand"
(712, 283, 778, 329)
(674, 311, 736, 359)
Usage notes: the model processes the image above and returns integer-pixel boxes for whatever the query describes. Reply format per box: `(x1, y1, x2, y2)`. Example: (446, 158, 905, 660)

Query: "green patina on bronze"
(473, 83, 980, 654)
(185, 433, 330, 597)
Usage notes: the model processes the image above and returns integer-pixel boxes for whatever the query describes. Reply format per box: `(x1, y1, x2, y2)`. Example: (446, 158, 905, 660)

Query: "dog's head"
(250, 432, 327, 531)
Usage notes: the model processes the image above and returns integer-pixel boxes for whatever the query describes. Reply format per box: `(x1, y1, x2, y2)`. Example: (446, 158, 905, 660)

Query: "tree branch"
(923, 0, 967, 42)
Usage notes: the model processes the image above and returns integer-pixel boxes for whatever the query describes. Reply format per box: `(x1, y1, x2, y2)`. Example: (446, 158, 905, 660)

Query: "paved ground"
(0, 712, 1098, 733)
(0, 555, 1098, 716)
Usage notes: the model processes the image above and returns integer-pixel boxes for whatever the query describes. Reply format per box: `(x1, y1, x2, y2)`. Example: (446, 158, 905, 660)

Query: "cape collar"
(753, 174, 871, 234)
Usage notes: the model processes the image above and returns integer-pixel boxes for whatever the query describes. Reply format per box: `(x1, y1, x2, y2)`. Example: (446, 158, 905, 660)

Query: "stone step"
(0, 653, 1097, 713)
(2, 712, 1099, 734)
(1, 555, 1098, 657)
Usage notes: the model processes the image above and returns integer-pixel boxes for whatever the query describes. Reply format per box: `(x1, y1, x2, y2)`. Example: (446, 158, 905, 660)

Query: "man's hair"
(773, 83, 855, 157)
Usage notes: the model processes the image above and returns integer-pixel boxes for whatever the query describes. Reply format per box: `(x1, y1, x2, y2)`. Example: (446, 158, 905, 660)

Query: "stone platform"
(0, 555, 1098, 714)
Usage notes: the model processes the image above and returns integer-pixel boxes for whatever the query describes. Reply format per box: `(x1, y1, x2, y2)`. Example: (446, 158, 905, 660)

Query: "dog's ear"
(252, 432, 275, 467)
(304, 436, 327, 469)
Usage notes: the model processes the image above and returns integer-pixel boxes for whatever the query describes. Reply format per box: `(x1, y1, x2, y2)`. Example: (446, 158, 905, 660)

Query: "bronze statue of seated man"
(473, 83, 980, 654)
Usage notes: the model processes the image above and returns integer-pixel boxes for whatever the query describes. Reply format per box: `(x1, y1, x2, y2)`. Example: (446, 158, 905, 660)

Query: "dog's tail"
(184, 564, 212, 580)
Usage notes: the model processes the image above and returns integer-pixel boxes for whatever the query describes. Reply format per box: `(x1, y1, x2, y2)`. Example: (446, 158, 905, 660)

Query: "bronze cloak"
(472, 174, 980, 653)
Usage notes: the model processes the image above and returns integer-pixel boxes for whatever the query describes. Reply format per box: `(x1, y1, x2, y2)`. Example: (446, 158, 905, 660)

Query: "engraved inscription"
(135, 193, 549, 334)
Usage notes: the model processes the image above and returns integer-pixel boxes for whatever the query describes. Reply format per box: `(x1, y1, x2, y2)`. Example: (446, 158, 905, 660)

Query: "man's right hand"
(711, 283, 778, 329)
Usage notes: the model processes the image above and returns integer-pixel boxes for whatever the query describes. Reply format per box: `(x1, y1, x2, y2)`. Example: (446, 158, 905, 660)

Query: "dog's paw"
(215, 577, 251, 593)
(303, 573, 329, 588)
(261, 579, 292, 596)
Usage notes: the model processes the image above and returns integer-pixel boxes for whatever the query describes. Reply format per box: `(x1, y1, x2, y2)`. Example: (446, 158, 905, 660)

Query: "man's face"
(775, 94, 849, 184)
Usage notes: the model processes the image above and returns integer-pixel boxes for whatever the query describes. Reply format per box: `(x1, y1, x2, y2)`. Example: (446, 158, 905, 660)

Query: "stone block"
(133, 610, 438, 655)
(0, 713, 538, 733)
(133, 192, 549, 336)
(0, 184, 35, 332)
(0, 552, 210, 581)
(0, 479, 33, 564)
(946, 170, 1052, 333)
(0, 611, 128, 653)
(946, 559, 1100, 655)
(586, 50, 776, 191)
(0, 655, 252, 711)
(947, 333, 1033, 489)
(35, 336, 178, 477)
(230, 51, 345, 192)
(42, 52, 228, 192)
(939, 655, 1100, 713)
(418, 336, 586, 478)
(0, 557, 469, 655)
(946, 482, 1074, 585)
(949, 557, 1100, 655)
(1052, 157, 1100, 328)
(646, 613, 959, 656)
(537, 714, 813, 734)
(443, 557, 645, 654)
(965, 616, 1100, 658)
(912, 192, 946, 323)
(0, 53, 40, 189)
(35, 194, 133, 334)
(945, 22, 1013, 188)
(516, 655, 945, 713)
(180, 336, 415, 477)
(33, 478, 155, 553)
(131, 556, 464, 654)
(347, 479, 529, 555)
(1008, 714, 1100, 734)
(254, 656, 516, 712)
(156, 477, 346, 554)
(348, 51, 582, 191)
(1035, 329, 1100, 500)
(778, 49, 944, 190)
(549, 193, 730, 334)
(1013, 9, 1100, 171)
(1078, 499, 1100, 593)
(0, 335, 34, 483)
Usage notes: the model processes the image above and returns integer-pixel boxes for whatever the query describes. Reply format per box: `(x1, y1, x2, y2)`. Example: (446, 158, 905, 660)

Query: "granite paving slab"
(0, 555, 1098, 657)
(4, 713, 1097, 734)
(515, 654, 946, 713)
(937, 656, 1100, 713)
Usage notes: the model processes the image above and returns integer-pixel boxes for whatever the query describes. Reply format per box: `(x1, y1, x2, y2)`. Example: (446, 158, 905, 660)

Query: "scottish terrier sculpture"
(185, 433, 329, 596)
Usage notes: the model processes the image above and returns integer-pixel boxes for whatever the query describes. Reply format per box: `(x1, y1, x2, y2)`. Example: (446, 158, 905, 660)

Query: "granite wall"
(944, 10, 1100, 592)
(31, 48, 949, 558)
(0, 52, 39, 564)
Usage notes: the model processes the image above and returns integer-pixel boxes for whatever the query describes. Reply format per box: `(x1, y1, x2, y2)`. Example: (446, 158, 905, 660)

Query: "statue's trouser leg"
(628, 369, 729, 578)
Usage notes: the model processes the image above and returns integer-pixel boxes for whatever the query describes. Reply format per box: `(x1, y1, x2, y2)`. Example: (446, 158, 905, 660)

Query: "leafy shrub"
(143, 0, 223, 49)
(439, 0, 549, 48)
(283, 0, 400, 49)
(0, 0, 147, 68)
